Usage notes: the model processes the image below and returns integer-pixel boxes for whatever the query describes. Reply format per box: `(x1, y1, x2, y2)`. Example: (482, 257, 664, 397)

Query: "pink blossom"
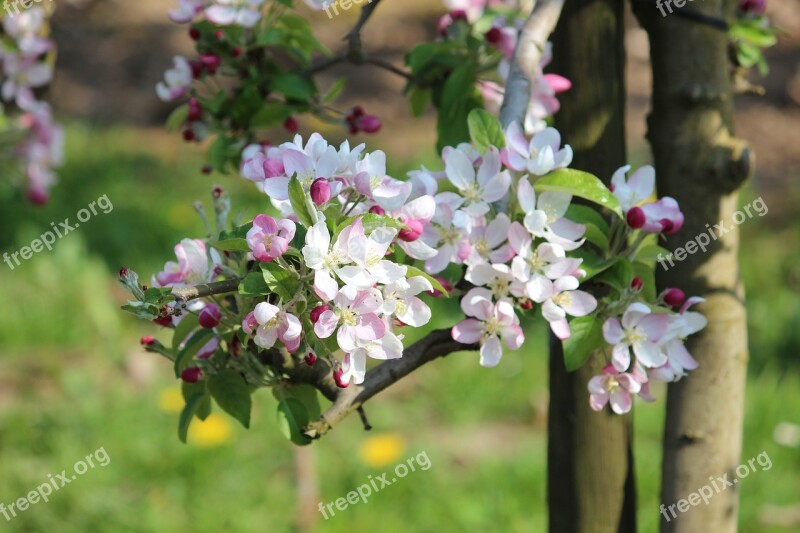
(603, 302, 670, 371)
(246, 214, 296, 263)
(452, 288, 524, 367)
(588, 364, 642, 414)
(252, 302, 302, 352)
(527, 276, 597, 340)
(314, 286, 386, 353)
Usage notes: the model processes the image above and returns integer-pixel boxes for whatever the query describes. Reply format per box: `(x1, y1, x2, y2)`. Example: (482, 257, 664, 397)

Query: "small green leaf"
(239, 271, 270, 296)
(182, 381, 212, 421)
(270, 73, 315, 101)
(570, 249, 618, 281)
(535, 169, 623, 218)
(251, 101, 291, 128)
(564, 204, 610, 233)
(468, 108, 505, 152)
(209, 369, 252, 429)
(178, 392, 205, 444)
(261, 262, 299, 302)
(174, 329, 215, 377)
(405, 265, 448, 297)
(323, 78, 346, 104)
(563, 314, 604, 372)
(166, 104, 189, 132)
(172, 313, 200, 354)
(288, 177, 315, 228)
(636, 244, 672, 263)
(276, 397, 311, 446)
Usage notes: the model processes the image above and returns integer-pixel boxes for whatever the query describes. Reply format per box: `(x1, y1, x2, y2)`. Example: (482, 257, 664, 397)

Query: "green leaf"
(409, 86, 431, 116)
(270, 73, 315, 102)
(178, 392, 205, 444)
(182, 381, 212, 421)
(437, 64, 482, 152)
(636, 244, 671, 263)
(323, 78, 347, 104)
(210, 238, 250, 252)
(261, 262, 299, 302)
(405, 265, 448, 297)
(535, 169, 623, 218)
(174, 329, 215, 377)
(288, 177, 315, 228)
(121, 301, 161, 320)
(172, 313, 200, 354)
(276, 397, 311, 446)
(209, 369, 252, 429)
(251, 101, 291, 128)
(165, 104, 189, 132)
(468, 108, 505, 152)
(239, 271, 270, 296)
(729, 21, 777, 48)
(564, 204, 610, 233)
(563, 314, 604, 372)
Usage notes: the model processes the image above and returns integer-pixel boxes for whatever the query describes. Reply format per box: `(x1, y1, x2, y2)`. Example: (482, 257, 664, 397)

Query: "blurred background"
(0, 0, 798, 531)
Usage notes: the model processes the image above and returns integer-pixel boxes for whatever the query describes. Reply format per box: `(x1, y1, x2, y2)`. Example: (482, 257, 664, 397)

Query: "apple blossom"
(205, 0, 264, 28)
(527, 276, 597, 340)
(452, 288, 524, 367)
(314, 286, 386, 353)
(502, 122, 573, 175)
(380, 276, 433, 327)
(610, 165, 655, 213)
(445, 145, 511, 217)
(516, 177, 585, 251)
(252, 302, 302, 352)
(246, 214, 296, 263)
(603, 302, 670, 371)
(156, 56, 193, 102)
(588, 365, 642, 414)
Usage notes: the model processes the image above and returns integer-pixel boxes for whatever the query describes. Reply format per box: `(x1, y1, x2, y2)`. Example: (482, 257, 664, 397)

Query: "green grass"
(0, 123, 797, 532)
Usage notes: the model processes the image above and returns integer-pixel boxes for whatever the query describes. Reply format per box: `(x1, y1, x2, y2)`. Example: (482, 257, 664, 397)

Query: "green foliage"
(535, 169, 623, 218)
(209, 369, 252, 429)
(563, 314, 604, 372)
(288, 176, 316, 228)
(468, 109, 506, 152)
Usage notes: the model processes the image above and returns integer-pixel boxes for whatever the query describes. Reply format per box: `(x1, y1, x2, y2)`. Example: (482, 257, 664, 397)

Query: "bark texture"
(634, 2, 751, 531)
(548, 1, 636, 532)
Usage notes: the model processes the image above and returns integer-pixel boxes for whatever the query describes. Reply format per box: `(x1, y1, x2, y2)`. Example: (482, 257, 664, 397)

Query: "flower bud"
(183, 129, 196, 142)
(485, 27, 502, 45)
(189, 60, 203, 79)
(333, 368, 349, 389)
(740, 0, 766, 14)
(199, 304, 222, 329)
(304, 352, 317, 367)
(310, 305, 329, 324)
(356, 114, 382, 134)
(232, 47, 243, 58)
(119, 267, 129, 278)
(181, 367, 203, 383)
(663, 288, 686, 308)
(212, 186, 224, 198)
(520, 300, 534, 310)
(140, 336, 156, 346)
(284, 116, 299, 133)
(242, 311, 258, 334)
(27, 187, 48, 206)
(201, 164, 213, 175)
(398, 218, 424, 242)
(154, 315, 173, 327)
(188, 98, 202, 121)
(188, 27, 201, 41)
(660, 217, 683, 235)
(310, 178, 332, 206)
(630, 277, 643, 291)
(369, 205, 385, 215)
(199, 54, 220, 75)
(626, 206, 646, 229)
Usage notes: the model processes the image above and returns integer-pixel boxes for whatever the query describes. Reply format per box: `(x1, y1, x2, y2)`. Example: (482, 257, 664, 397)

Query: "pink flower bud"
(740, 0, 766, 14)
(284, 116, 299, 133)
(27, 187, 48, 206)
(154, 315, 173, 327)
(663, 288, 686, 308)
(188, 98, 202, 121)
(304, 352, 317, 367)
(333, 368, 349, 388)
(201, 164, 213, 175)
(369, 205, 385, 215)
(310, 305, 329, 324)
(242, 311, 258, 334)
(450, 9, 468, 23)
(355, 114, 382, 133)
(199, 304, 221, 329)
(212, 186, 224, 198)
(626, 206, 646, 229)
(232, 47, 243, 58)
(181, 367, 203, 383)
(631, 277, 643, 291)
(140, 336, 156, 346)
(660, 217, 683, 235)
(183, 129, 196, 142)
(398, 218, 424, 242)
(119, 267, 129, 278)
(310, 178, 331, 206)
(520, 300, 534, 310)
(199, 54, 220, 75)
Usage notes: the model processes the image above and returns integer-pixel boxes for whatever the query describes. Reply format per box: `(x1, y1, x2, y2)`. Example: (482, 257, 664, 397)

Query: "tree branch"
(499, 0, 566, 128)
(301, 329, 479, 439)
(171, 278, 240, 303)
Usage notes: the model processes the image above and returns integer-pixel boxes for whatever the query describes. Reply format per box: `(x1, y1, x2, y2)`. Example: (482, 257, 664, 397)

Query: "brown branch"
(171, 278, 240, 303)
(345, 0, 383, 58)
(301, 329, 479, 439)
(499, 0, 566, 128)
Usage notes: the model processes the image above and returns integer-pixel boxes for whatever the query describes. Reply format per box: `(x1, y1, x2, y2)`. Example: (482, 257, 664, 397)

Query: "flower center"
(463, 183, 482, 202)
(624, 327, 647, 346)
(487, 277, 510, 299)
(606, 376, 620, 394)
(482, 317, 501, 338)
(341, 308, 358, 326)
(552, 291, 572, 308)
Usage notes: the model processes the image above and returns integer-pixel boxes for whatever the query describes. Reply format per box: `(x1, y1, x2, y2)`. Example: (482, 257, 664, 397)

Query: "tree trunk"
(634, 2, 751, 531)
(548, 2, 637, 532)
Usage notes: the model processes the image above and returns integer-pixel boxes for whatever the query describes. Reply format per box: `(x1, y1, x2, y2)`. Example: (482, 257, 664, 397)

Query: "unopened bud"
(626, 206, 646, 229)
(333, 368, 349, 388)
(181, 367, 203, 383)
(199, 304, 222, 329)
(398, 218, 424, 242)
(356, 114, 382, 134)
(369, 205, 385, 215)
(140, 336, 156, 346)
(310, 178, 332, 206)
(304, 352, 317, 367)
(631, 277, 643, 291)
(310, 305, 329, 324)
(663, 288, 686, 308)
(284, 116, 299, 133)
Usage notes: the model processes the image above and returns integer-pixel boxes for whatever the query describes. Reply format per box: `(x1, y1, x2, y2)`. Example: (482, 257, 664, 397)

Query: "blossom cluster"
(0, 7, 63, 204)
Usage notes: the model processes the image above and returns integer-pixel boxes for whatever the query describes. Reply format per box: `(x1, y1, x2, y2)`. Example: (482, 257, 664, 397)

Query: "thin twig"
(171, 277, 241, 303)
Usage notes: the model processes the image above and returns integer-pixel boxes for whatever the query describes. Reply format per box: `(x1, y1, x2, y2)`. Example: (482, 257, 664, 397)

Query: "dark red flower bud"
(284, 116, 299, 133)
(232, 47, 243, 58)
(333, 368, 349, 388)
(485, 27, 502, 45)
(188, 27, 201, 41)
(27, 187, 48, 206)
(304, 352, 317, 367)
(199, 54, 220, 75)
(369, 205, 385, 215)
(626, 206, 646, 229)
(189, 60, 204, 78)
(450, 9, 468, 23)
(214, 29, 225, 40)
(140, 336, 156, 346)
(154, 315, 173, 327)
(187, 98, 202, 121)
(663, 288, 686, 308)
(631, 277, 643, 291)
(520, 300, 534, 310)
(201, 164, 213, 174)
(183, 129, 196, 142)
(310, 305, 329, 324)
(212, 186, 224, 198)
(181, 367, 203, 383)
(199, 304, 222, 329)
(119, 267, 129, 278)
(355, 114, 382, 134)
